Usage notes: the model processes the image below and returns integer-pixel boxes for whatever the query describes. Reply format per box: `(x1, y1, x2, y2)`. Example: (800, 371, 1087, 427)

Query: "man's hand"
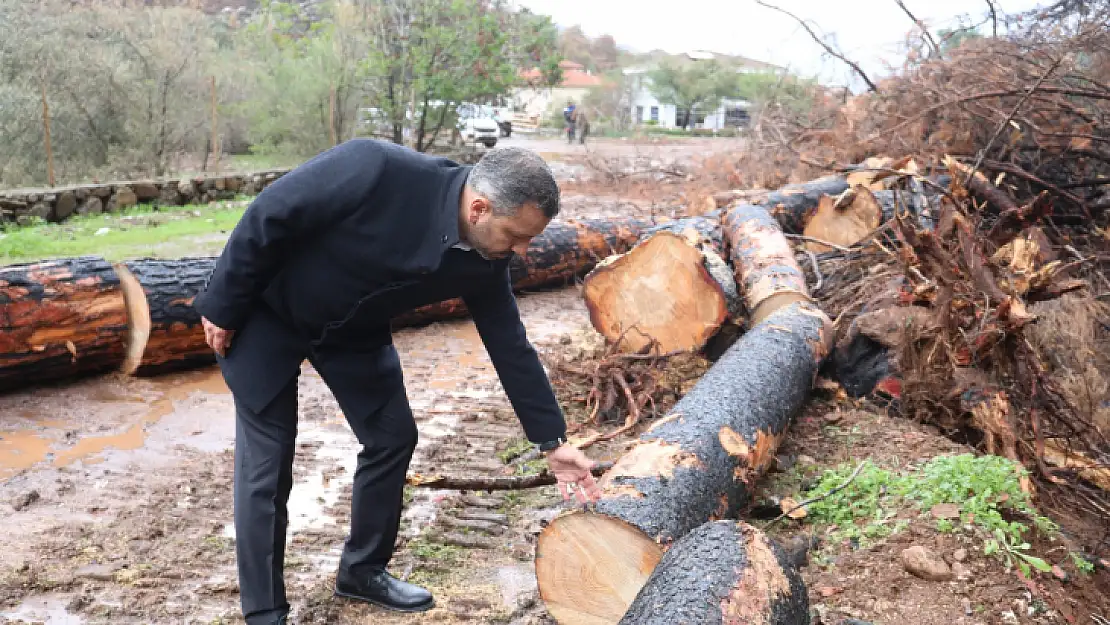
(201, 316, 235, 357)
(545, 443, 601, 504)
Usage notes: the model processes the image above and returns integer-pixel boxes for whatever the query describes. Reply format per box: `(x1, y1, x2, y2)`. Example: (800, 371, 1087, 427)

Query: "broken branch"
(755, 1, 880, 93)
(407, 462, 614, 491)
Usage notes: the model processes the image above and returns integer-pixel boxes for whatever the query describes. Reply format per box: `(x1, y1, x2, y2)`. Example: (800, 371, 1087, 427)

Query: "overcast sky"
(515, 0, 1048, 89)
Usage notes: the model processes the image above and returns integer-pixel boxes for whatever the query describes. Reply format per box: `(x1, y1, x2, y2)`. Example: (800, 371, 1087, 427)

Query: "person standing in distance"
(192, 140, 601, 625)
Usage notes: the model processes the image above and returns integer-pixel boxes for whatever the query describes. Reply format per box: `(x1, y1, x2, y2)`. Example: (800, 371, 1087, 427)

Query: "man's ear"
(469, 197, 492, 224)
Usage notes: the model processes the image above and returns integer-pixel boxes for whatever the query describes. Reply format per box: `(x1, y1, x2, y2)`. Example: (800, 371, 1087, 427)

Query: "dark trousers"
(233, 346, 418, 624)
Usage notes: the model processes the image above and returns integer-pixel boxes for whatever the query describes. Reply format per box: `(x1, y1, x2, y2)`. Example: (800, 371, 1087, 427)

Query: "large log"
(738, 175, 850, 233)
(535, 205, 830, 624)
(580, 215, 741, 354)
(115, 258, 212, 376)
(711, 174, 938, 235)
(618, 520, 809, 625)
(723, 203, 813, 325)
(0, 256, 130, 390)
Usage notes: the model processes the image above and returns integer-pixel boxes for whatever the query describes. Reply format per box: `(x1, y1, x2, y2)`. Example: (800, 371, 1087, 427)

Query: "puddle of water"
(0, 593, 84, 624)
(0, 369, 228, 480)
(286, 425, 359, 534)
(0, 431, 54, 477)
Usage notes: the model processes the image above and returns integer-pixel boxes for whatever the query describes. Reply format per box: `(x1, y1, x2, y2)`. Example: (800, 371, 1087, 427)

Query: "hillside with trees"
(0, 0, 562, 188)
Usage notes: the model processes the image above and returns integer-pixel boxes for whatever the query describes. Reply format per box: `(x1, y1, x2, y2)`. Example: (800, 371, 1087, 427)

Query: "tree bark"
(618, 520, 809, 625)
(723, 203, 814, 325)
(0, 257, 129, 391)
(580, 216, 741, 354)
(115, 258, 212, 376)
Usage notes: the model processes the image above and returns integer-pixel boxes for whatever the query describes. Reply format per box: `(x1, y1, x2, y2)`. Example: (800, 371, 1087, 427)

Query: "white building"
(624, 50, 783, 130)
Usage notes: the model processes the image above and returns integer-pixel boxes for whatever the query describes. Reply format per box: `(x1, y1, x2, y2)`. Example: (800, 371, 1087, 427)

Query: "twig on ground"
(785, 233, 855, 253)
(407, 462, 614, 491)
(805, 248, 824, 291)
(765, 460, 869, 527)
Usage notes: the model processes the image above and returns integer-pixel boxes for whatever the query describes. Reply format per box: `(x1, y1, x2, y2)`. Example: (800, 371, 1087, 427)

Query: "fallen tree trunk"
(0, 216, 649, 385)
(537, 205, 831, 624)
(710, 174, 938, 235)
(580, 215, 741, 354)
(618, 520, 809, 625)
(0, 256, 130, 391)
(393, 216, 652, 328)
(115, 258, 212, 376)
(535, 300, 830, 623)
(725, 175, 850, 232)
(723, 203, 814, 325)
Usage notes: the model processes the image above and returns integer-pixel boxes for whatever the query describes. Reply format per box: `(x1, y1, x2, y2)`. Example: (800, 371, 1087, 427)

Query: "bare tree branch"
(755, 0, 880, 93)
(985, 0, 999, 37)
(895, 0, 942, 58)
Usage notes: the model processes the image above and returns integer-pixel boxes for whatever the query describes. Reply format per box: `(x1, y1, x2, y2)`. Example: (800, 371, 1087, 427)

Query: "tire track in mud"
(0, 287, 591, 624)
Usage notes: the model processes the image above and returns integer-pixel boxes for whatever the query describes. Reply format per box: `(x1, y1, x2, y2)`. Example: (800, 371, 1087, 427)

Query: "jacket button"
(441, 235, 448, 243)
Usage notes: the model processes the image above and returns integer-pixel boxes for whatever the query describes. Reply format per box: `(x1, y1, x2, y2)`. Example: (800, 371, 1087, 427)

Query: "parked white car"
(457, 117, 499, 147)
(455, 104, 499, 148)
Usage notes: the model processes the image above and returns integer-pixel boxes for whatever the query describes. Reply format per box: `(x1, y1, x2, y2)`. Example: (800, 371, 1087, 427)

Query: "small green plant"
(497, 438, 533, 464)
(1070, 551, 1095, 575)
(407, 538, 462, 561)
(800, 461, 909, 546)
(983, 528, 1052, 578)
(796, 454, 1060, 575)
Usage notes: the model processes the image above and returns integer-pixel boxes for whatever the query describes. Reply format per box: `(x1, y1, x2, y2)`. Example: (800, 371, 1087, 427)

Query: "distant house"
(512, 60, 606, 123)
(624, 50, 784, 130)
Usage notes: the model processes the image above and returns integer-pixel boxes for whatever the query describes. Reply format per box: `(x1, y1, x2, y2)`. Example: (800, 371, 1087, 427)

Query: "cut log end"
(114, 258, 212, 376)
(802, 186, 883, 252)
(583, 231, 730, 354)
(115, 263, 152, 376)
(536, 511, 664, 625)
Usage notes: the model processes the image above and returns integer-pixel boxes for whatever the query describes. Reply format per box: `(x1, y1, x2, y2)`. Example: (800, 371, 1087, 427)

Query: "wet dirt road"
(0, 287, 593, 624)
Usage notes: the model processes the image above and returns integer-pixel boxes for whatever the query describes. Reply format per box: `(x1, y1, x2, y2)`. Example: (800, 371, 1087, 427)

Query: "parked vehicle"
(456, 104, 499, 147)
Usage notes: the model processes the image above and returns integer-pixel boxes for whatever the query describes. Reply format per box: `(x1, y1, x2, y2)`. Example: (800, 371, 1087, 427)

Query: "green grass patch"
(403, 534, 466, 586)
(794, 454, 1060, 577)
(496, 438, 533, 464)
(0, 200, 249, 265)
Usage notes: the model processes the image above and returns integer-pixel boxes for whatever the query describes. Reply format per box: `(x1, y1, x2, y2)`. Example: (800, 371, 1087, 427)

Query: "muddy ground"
(1, 136, 1108, 624)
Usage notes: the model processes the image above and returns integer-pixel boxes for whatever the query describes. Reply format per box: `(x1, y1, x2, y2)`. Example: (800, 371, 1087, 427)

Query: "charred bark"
(0, 256, 129, 391)
(619, 520, 809, 625)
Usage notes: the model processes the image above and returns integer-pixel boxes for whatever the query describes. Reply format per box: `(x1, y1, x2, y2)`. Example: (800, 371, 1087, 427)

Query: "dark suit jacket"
(192, 139, 567, 443)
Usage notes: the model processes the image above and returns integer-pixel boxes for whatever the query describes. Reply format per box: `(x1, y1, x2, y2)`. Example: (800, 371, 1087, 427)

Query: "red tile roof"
(520, 63, 604, 88)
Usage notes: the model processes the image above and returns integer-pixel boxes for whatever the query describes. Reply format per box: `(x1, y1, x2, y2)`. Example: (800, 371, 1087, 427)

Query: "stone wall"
(0, 169, 291, 226)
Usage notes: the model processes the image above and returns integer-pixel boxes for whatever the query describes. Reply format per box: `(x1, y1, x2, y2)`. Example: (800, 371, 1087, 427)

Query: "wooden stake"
(41, 80, 55, 187)
(210, 76, 220, 174)
(329, 82, 338, 146)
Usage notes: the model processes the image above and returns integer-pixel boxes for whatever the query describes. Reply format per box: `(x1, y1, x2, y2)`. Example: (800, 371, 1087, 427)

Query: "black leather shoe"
(334, 567, 435, 612)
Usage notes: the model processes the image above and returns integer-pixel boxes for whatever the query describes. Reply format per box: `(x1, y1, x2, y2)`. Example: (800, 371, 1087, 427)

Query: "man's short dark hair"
(467, 147, 560, 218)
